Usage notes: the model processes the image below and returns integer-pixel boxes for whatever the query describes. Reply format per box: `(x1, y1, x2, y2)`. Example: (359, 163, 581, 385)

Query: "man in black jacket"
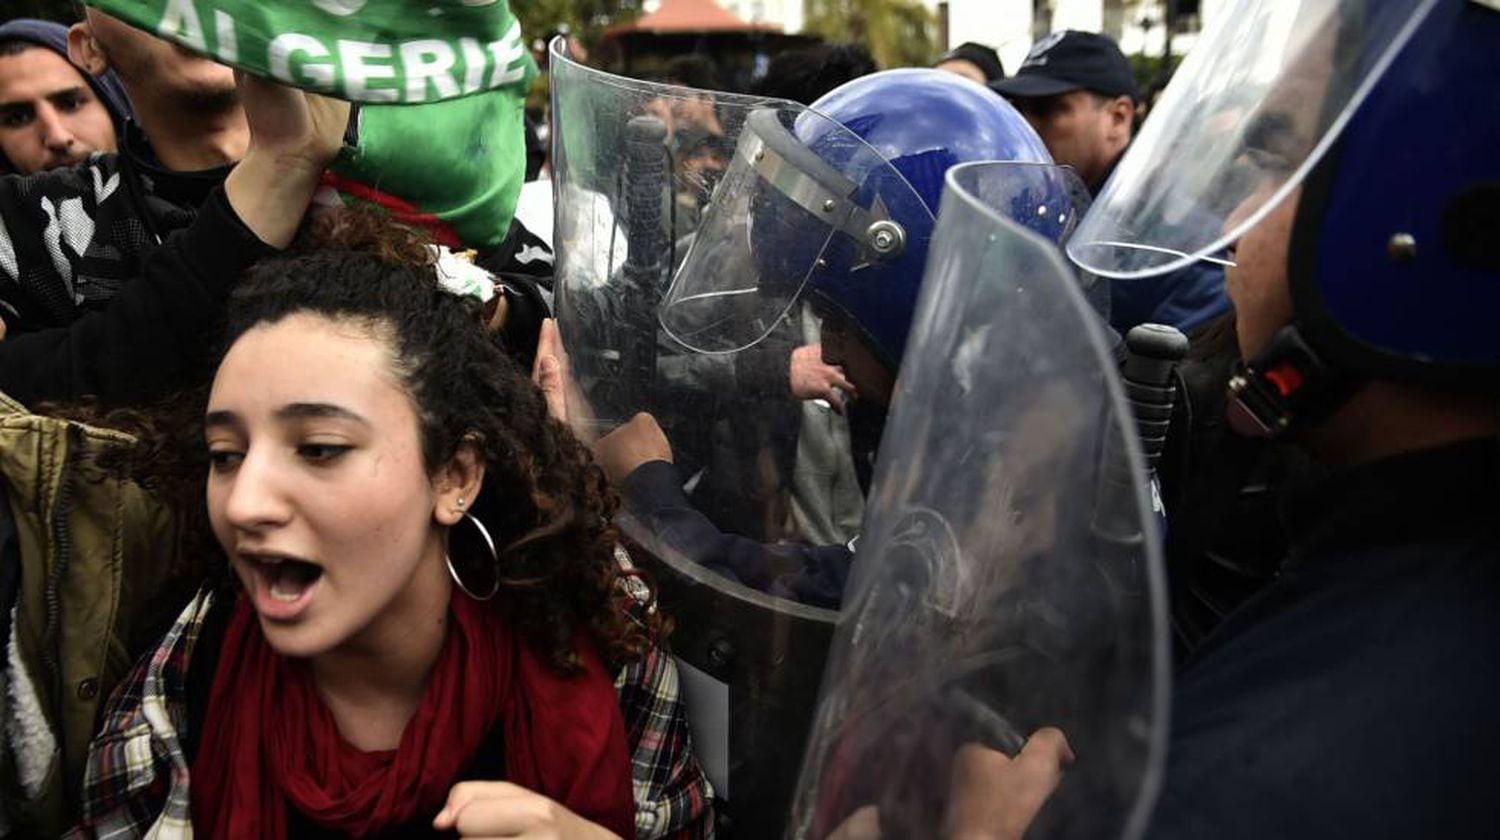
(1, 7, 555, 371)
(0, 70, 348, 407)
(0, 7, 247, 337)
(0, 18, 133, 175)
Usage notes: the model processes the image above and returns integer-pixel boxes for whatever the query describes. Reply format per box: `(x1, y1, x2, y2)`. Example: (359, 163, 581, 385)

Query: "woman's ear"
(434, 438, 486, 527)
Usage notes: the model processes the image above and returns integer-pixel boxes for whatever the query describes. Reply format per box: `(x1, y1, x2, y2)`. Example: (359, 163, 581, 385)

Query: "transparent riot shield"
(790, 162, 1169, 839)
(550, 40, 934, 836)
(549, 36, 935, 426)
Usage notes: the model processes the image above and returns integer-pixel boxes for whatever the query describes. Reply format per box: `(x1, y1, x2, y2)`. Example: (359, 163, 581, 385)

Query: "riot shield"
(789, 162, 1169, 839)
(549, 40, 875, 836)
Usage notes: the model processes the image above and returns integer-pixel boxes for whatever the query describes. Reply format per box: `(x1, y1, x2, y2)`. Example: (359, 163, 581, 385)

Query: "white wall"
(1050, 0, 1103, 33)
(926, 0, 1221, 70)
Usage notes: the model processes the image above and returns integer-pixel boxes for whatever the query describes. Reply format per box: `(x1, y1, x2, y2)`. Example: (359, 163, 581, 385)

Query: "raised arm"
(0, 75, 348, 407)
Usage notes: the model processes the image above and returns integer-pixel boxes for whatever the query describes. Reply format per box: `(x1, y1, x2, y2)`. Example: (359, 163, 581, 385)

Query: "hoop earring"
(445, 511, 500, 601)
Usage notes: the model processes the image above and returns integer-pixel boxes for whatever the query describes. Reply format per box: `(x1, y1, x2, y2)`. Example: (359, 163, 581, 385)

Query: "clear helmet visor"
(658, 109, 935, 355)
(1068, 0, 1440, 279)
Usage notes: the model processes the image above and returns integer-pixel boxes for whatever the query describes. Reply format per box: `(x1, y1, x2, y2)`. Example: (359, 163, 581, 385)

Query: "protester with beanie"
(0, 18, 132, 174)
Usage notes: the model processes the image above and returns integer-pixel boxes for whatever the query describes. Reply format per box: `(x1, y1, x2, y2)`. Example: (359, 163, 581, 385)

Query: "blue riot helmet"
(659, 69, 1074, 371)
(1071, 0, 1500, 433)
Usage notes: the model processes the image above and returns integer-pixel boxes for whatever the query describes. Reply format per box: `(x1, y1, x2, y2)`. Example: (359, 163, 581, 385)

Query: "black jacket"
(0, 187, 271, 407)
(0, 123, 231, 335)
(1157, 316, 1321, 657)
(0, 122, 552, 407)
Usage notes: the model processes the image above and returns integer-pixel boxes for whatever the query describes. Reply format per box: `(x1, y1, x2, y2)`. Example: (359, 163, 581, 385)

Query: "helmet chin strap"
(1226, 324, 1364, 439)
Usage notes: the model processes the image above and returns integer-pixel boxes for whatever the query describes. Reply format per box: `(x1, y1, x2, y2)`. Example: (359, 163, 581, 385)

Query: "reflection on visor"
(1069, 0, 1440, 280)
(1077, 241, 1239, 269)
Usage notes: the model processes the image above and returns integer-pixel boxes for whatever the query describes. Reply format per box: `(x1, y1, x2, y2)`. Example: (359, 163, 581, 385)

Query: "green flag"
(87, 0, 539, 248)
(86, 0, 532, 104)
(325, 91, 527, 249)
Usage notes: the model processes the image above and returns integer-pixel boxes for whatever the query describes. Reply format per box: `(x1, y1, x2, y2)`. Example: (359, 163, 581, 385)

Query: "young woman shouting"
(76, 227, 642, 838)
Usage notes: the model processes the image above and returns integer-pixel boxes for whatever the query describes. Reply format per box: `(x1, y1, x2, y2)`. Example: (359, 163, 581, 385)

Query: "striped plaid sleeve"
(616, 642, 716, 840)
(70, 591, 213, 839)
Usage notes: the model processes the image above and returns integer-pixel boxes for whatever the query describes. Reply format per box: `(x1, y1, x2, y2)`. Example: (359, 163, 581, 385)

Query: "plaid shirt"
(72, 588, 714, 839)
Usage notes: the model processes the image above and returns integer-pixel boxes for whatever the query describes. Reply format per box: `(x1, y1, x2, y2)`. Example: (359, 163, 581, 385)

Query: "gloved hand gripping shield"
(790, 162, 1168, 839)
(1068, 0, 1439, 279)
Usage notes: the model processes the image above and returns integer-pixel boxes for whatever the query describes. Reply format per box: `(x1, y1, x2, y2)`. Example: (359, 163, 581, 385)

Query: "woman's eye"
(207, 449, 243, 470)
(297, 443, 351, 463)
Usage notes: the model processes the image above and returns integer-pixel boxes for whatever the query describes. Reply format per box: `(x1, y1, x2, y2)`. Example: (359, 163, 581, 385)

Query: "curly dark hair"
(67, 208, 654, 673)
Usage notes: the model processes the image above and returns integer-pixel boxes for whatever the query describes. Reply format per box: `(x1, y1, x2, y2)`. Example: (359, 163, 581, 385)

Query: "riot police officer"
(938, 0, 1500, 836)
(553, 59, 1089, 608)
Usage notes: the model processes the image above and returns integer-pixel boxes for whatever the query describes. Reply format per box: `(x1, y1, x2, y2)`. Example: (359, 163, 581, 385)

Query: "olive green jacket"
(0, 392, 190, 836)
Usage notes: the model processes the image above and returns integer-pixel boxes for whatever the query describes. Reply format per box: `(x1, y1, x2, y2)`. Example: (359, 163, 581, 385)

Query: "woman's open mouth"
(241, 553, 324, 621)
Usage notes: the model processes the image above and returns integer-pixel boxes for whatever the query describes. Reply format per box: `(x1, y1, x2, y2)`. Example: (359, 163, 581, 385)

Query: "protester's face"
(670, 92, 718, 132)
(0, 47, 116, 173)
(80, 9, 235, 113)
(935, 59, 987, 86)
(206, 313, 451, 658)
(1014, 91, 1129, 188)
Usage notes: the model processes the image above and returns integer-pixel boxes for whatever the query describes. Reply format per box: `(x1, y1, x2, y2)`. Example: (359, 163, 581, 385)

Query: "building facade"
(926, 0, 1224, 73)
(660, 0, 1226, 74)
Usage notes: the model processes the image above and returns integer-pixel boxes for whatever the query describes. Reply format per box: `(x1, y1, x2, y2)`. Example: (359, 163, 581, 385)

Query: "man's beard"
(97, 35, 239, 119)
(174, 82, 240, 116)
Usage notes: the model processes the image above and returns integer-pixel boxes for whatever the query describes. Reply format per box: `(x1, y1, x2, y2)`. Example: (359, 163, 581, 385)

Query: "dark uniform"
(1152, 439, 1500, 837)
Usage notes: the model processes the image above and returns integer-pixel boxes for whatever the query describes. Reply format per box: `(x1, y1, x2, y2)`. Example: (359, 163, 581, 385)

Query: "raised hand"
(224, 71, 350, 248)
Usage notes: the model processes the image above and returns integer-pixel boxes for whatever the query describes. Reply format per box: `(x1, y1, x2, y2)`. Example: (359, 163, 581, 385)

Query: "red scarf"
(191, 592, 635, 838)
